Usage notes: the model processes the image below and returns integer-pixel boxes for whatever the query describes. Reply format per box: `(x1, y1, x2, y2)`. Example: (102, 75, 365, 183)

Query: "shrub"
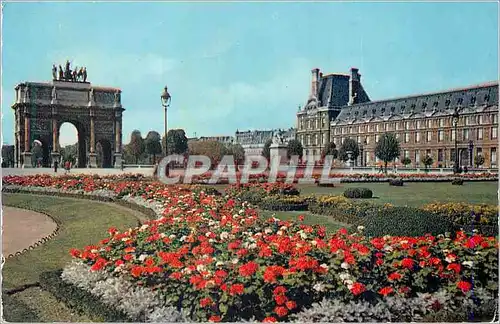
(308, 195, 381, 224)
(259, 195, 308, 211)
(452, 178, 464, 185)
(389, 179, 404, 186)
(359, 206, 455, 237)
(343, 188, 373, 199)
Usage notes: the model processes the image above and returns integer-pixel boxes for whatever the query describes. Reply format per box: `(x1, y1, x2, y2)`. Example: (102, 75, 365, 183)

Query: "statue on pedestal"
(58, 65, 63, 80)
(82, 67, 87, 82)
(52, 65, 57, 80)
(272, 130, 284, 145)
(65, 60, 71, 80)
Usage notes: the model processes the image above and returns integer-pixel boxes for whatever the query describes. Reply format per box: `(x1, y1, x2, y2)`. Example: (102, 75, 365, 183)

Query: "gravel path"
(2, 206, 57, 256)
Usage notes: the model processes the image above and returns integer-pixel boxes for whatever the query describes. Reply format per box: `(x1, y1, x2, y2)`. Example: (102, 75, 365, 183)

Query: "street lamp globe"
(161, 86, 171, 107)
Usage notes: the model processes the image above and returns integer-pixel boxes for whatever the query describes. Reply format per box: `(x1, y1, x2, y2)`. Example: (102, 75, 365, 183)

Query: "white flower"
(239, 209, 245, 214)
(320, 263, 329, 271)
(341, 262, 350, 270)
(140, 224, 149, 231)
(313, 283, 325, 292)
(196, 264, 206, 272)
(264, 228, 273, 234)
(339, 273, 350, 281)
(311, 240, 318, 246)
(462, 261, 474, 268)
(205, 232, 212, 237)
(277, 230, 283, 236)
(300, 232, 308, 239)
(216, 261, 225, 267)
(357, 225, 365, 232)
(280, 226, 288, 231)
(346, 280, 353, 289)
(169, 234, 176, 239)
(248, 243, 257, 250)
(231, 258, 239, 264)
(220, 232, 229, 240)
(138, 254, 148, 262)
(384, 245, 394, 252)
(180, 236, 187, 242)
(209, 239, 215, 243)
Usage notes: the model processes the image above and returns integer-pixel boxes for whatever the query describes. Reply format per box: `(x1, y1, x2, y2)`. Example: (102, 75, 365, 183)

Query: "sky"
(2, 1, 498, 146)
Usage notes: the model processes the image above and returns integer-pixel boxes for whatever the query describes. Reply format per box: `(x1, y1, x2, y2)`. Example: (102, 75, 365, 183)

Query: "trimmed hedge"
(259, 196, 309, 211)
(39, 270, 135, 322)
(343, 188, 373, 199)
(358, 206, 455, 237)
(452, 179, 464, 185)
(389, 179, 404, 186)
(1, 292, 40, 322)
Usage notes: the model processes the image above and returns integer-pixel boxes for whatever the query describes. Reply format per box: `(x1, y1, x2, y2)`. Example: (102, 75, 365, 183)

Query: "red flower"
(200, 297, 213, 307)
(208, 315, 221, 322)
(170, 272, 182, 280)
(115, 259, 124, 267)
(298, 215, 305, 222)
(144, 257, 155, 267)
(388, 272, 402, 281)
(215, 270, 228, 278)
(69, 248, 81, 258)
(263, 317, 277, 322)
(239, 261, 259, 277)
(447, 263, 461, 274)
(229, 283, 245, 296)
(274, 294, 287, 305)
(131, 266, 143, 277)
(401, 258, 414, 269)
(285, 300, 297, 310)
(338, 228, 348, 235)
(457, 280, 472, 293)
(378, 286, 394, 296)
(350, 282, 366, 296)
(273, 286, 287, 295)
(274, 306, 288, 317)
(123, 254, 133, 261)
(91, 258, 107, 271)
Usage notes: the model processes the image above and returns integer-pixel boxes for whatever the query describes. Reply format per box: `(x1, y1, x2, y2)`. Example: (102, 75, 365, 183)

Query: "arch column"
(22, 107, 33, 168)
(50, 106, 61, 167)
(113, 109, 123, 168)
(88, 107, 97, 168)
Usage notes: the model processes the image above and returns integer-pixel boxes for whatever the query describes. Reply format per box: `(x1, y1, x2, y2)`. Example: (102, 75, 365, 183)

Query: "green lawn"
(2, 193, 147, 322)
(297, 181, 498, 207)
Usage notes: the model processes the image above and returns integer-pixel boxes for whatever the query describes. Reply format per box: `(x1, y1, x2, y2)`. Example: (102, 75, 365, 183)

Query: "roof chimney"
(349, 67, 361, 105)
(311, 68, 320, 98)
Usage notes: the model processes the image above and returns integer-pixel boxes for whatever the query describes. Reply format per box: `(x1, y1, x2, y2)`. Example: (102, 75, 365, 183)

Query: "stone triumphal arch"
(12, 68, 124, 168)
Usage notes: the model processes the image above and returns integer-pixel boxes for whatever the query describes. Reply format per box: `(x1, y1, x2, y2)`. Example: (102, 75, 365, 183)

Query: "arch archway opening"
(96, 139, 113, 168)
(59, 122, 86, 168)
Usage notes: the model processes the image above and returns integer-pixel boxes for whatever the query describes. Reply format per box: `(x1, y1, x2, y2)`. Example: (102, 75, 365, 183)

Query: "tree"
(261, 139, 272, 160)
(60, 144, 77, 165)
(2, 145, 14, 167)
(321, 141, 338, 159)
(421, 155, 434, 171)
(374, 133, 401, 173)
(401, 156, 412, 167)
(163, 129, 188, 155)
(188, 140, 229, 167)
(287, 139, 304, 159)
(145, 131, 162, 164)
(338, 138, 360, 162)
(128, 130, 145, 164)
(228, 143, 246, 165)
(474, 154, 485, 168)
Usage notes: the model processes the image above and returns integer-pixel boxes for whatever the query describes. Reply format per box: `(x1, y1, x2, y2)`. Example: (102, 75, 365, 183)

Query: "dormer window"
(381, 107, 386, 114)
(390, 106, 395, 113)
(422, 102, 427, 108)
(354, 111, 359, 116)
(362, 110, 367, 116)
(433, 101, 438, 108)
(471, 97, 476, 105)
(457, 98, 463, 105)
(372, 108, 376, 115)
(410, 104, 416, 110)
(445, 99, 451, 107)
(400, 105, 405, 112)
(484, 94, 490, 102)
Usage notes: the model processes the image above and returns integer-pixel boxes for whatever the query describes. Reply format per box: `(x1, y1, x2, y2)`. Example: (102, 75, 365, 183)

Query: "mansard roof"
(334, 81, 498, 125)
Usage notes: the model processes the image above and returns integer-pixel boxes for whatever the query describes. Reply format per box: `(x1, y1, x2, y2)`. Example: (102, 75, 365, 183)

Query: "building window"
(365, 151, 370, 163)
(315, 134, 319, 145)
(427, 119, 432, 128)
(492, 127, 498, 139)
(438, 130, 444, 142)
(358, 126, 362, 133)
(427, 131, 432, 142)
(479, 115, 484, 125)
(404, 150, 409, 158)
(465, 116, 471, 126)
(365, 136, 370, 144)
(405, 133, 410, 143)
(395, 122, 400, 131)
(491, 148, 497, 166)
(396, 133, 400, 140)
(451, 129, 456, 141)
(349, 127, 353, 134)
(492, 114, 498, 124)
(439, 118, 445, 127)
(322, 118, 326, 128)
(384, 123, 388, 131)
(463, 128, 469, 140)
(405, 121, 410, 130)
(307, 135, 311, 145)
(357, 136, 361, 143)
(415, 150, 420, 166)
(376, 134, 380, 143)
(417, 120, 422, 129)
(323, 133, 327, 144)
(416, 132, 421, 143)
(451, 149, 456, 163)
(477, 147, 482, 156)
(477, 128, 483, 140)
(376, 124, 380, 132)
(438, 149, 443, 162)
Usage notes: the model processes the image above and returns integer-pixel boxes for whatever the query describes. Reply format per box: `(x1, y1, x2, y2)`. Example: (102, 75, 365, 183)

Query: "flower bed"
(3, 175, 499, 322)
(259, 195, 308, 211)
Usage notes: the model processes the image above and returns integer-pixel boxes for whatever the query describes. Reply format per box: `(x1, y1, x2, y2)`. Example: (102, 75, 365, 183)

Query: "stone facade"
(12, 80, 124, 168)
(235, 128, 296, 156)
(297, 67, 499, 168)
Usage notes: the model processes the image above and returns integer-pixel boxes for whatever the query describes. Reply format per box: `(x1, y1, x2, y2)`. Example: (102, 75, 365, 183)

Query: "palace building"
(296, 67, 499, 168)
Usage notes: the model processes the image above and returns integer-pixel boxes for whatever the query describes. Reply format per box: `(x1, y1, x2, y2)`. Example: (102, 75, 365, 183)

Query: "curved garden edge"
(2, 206, 61, 260)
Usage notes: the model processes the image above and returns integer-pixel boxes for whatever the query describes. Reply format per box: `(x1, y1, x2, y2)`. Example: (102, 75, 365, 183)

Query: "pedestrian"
(64, 160, 71, 174)
(54, 160, 58, 173)
(121, 160, 124, 171)
(378, 165, 383, 173)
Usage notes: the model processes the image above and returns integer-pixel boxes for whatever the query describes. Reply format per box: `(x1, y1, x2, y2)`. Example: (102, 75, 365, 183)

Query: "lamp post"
(452, 110, 459, 173)
(358, 141, 364, 167)
(161, 86, 171, 175)
(468, 140, 474, 168)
